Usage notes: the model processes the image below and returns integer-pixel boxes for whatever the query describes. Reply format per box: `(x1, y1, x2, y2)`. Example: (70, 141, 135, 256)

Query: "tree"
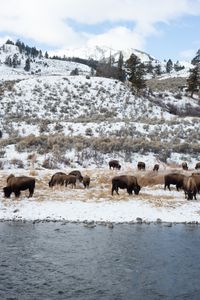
(70, 68, 79, 75)
(154, 64, 162, 76)
(5, 39, 14, 45)
(117, 51, 126, 82)
(187, 65, 200, 98)
(24, 58, 31, 72)
(166, 59, 173, 73)
(126, 54, 146, 94)
(174, 60, 185, 72)
(44, 51, 49, 59)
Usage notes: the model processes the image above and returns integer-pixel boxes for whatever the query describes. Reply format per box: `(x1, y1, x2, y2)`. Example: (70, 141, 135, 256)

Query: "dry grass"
(0, 166, 195, 207)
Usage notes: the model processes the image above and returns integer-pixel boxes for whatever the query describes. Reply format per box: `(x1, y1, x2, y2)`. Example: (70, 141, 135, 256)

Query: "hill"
(0, 42, 199, 170)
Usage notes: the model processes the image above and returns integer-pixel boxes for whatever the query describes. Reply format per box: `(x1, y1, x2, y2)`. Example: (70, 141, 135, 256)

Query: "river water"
(0, 222, 200, 300)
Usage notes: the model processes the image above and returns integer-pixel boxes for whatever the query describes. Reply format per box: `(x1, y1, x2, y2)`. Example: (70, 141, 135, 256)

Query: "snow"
(1, 167, 200, 223)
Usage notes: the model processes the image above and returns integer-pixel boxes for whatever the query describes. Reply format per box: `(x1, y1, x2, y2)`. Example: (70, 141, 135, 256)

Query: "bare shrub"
(42, 158, 58, 169)
(9, 158, 24, 168)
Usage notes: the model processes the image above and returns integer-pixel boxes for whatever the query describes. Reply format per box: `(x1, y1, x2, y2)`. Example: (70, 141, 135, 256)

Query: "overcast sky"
(0, 0, 200, 61)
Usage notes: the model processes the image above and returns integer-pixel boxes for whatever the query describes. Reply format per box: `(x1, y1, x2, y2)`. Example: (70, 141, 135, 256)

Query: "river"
(0, 222, 200, 300)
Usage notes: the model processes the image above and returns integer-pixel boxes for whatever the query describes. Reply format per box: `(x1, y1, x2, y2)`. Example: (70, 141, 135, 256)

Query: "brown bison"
(137, 161, 145, 171)
(183, 177, 197, 200)
(191, 173, 200, 193)
(109, 160, 121, 170)
(111, 175, 141, 196)
(49, 173, 76, 188)
(153, 164, 159, 172)
(195, 162, 200, 170)
(68, 170, 83, 182)
(82, 175, 90, 188)
(49, 172, 67, 187)
(164, 173, 186, 191)
(182, 162, 188, 170)
(65, 175, 76, 188)
(3, 174, 35, 198)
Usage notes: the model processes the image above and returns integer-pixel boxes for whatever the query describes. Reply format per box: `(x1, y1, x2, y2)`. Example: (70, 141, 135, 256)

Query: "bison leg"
(111, 185, 119, 195)
(127, 188, 133, 195)
(14, 190, 21, 198)
(28, 187, 34, 197)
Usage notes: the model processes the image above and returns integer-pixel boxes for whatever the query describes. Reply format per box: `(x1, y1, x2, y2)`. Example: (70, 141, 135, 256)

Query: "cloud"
(0, 0, 200, 53)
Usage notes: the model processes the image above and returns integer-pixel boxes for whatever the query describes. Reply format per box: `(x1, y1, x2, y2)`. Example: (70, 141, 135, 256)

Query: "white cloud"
(0, 0, 200, 53)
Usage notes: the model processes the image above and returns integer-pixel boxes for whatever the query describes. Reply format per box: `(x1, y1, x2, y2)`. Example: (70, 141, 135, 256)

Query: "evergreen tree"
(187, 65, 200, 98)
(5, 39, 14, 45)
(24, 58, 31, 72)
(174, 60, 185, 72)
(5, 55, 12, 67)
(126, 54, 146, 94)
(154, 64, 162, 76)
(117, 51, 126, 82)
(12, 54, 21, 68)
(166, 59, 173, 73)
(45, 51, 49, 59)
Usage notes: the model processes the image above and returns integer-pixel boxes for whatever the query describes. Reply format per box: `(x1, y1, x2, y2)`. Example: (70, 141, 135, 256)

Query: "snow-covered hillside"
(0, 44, 91, 79)
(0, 42, 199, 170)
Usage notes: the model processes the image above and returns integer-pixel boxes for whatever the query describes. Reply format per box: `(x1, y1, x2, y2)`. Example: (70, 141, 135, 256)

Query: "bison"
(183, 177, 197, 200)
(68, 170, 83, 182)
(82, 175, 90, 188)
(137, 161, 145, 171)
(3, 174, 35, 198)
(153, 164, 159, 172)
(195, 162, 200, 170)
(182, 162, 188, 170)
(49, 172, 67, 187)
(49, 173, 76, 188)
(109, 160, 121, 170)
(164, 173, 186, 191)
(111, 175, 141, 196)
(191, 173, 200, 193)
(65, 175, 76, 188)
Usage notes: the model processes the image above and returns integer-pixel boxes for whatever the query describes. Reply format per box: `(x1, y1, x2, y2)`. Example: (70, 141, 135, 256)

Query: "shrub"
(9, 158, 24, 168)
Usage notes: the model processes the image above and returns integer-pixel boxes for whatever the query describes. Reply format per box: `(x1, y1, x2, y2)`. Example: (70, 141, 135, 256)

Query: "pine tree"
(166, 59, 173, 73)
(174, 60, 185, 72)
(187, 65, 200, 98)
(45, 51, 49, 59)
(126, 54, 146, 94)
(155, 64, 162, 76)
(24, 58, 31, 72)
(117, 51, 125, 82)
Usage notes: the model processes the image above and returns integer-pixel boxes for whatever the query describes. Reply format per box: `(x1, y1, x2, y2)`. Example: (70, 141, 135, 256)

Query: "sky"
(0, 0, 199, 61)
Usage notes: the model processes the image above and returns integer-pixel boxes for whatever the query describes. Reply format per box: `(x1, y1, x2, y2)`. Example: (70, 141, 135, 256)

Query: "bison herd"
(2, 160, 200, 201)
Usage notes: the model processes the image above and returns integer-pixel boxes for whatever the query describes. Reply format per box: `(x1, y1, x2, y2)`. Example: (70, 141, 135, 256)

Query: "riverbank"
(0, 167, 200, 223)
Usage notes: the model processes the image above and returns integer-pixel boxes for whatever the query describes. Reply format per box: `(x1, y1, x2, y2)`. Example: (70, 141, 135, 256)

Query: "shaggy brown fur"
(109, 160, 121, 170)
(137, 161, 145, 171)
(183, 177, 197, 200)
(164, 173, 186, 191)
(111, 175, 141, 195)
(82, 176, 90, 188)
(3, 175, 35, 198)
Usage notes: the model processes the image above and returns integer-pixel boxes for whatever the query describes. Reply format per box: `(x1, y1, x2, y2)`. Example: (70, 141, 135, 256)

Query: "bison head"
(3, 186, 12, 198)
(134, 185, 141, 195)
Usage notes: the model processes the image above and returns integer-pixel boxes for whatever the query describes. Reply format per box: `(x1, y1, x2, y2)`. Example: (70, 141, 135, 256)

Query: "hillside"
(0, 43, 199, 170)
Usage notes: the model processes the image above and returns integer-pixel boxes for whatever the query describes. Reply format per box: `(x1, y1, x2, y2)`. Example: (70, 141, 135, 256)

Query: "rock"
(84, 223, 96, 228)
(107, 223, 114, 229)
(156, 218, 162, 224)
(136, 217, 143, 224)
(13, 209, 19, 213)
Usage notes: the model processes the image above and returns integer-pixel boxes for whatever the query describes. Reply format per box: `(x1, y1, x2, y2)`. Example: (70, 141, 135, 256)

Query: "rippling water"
(0, 222, 200, 300)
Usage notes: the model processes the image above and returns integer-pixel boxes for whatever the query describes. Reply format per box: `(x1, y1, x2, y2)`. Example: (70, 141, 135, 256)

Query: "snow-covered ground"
(1, 166, 200, 223)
